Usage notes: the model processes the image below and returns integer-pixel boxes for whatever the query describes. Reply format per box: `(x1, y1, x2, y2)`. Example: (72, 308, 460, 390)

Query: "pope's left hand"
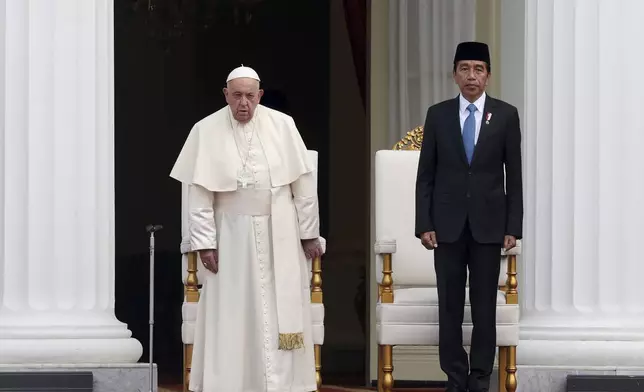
(302, 238, 323, 260)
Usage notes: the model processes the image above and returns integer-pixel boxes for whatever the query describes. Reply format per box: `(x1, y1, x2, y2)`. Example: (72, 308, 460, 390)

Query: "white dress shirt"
(459, 92, 486, 144)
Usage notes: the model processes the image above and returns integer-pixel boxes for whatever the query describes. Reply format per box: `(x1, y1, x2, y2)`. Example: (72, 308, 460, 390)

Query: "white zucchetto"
(226, 65, 261, 83)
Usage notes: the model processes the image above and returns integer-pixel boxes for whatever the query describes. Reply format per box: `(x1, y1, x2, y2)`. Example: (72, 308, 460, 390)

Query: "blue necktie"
(463, 103, 477, 164)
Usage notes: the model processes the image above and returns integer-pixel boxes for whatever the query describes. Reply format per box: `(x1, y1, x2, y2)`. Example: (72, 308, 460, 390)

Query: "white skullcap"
(226, 65, 261, 83)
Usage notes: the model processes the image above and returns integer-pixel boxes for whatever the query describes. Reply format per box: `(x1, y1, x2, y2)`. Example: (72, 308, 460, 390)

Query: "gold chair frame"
(377, 126, 518, 392)
(182, 252, 325, 392)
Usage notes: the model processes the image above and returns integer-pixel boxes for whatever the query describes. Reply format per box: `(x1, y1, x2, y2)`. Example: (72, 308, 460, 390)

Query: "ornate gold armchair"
(179, 150, 326, 392)
(374, 127, 519, 392)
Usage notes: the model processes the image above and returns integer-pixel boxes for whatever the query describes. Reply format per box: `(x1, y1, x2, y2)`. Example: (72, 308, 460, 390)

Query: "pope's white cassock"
(170, 67, 319, 392)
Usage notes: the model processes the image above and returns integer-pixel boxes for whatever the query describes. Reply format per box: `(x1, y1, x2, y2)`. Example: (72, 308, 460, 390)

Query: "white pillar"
(520, 0, 644, 367)
(0, 0, 142, 363)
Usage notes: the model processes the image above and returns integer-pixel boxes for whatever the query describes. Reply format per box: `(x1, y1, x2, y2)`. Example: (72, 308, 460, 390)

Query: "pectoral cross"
(238, 167, 254, 189)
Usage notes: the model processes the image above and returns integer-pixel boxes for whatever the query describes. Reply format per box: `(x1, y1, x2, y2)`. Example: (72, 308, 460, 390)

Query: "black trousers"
(434, 221, 501, 392)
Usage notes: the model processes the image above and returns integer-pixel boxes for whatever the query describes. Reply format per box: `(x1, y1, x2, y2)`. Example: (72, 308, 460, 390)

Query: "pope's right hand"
(199, 249, 219, 274)
(420, 231, 438, 250)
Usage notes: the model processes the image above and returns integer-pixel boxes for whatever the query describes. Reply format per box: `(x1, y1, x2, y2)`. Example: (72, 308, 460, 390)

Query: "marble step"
(567, 375, 644, 392)
(0, 371, 92, 391)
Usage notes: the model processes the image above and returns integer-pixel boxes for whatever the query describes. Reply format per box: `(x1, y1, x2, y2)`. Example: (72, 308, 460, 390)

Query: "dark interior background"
(114, 0, 368, 387)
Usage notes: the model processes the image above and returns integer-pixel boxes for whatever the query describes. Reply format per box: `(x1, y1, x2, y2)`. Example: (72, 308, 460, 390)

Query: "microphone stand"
(146, 224, 163, 392)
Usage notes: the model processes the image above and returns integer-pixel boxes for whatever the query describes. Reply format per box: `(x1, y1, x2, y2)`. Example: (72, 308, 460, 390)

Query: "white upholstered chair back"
(374, 150, 508, 289)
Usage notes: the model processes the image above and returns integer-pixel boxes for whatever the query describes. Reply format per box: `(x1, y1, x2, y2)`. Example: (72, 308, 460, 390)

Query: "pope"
(170, 65, 323, 392)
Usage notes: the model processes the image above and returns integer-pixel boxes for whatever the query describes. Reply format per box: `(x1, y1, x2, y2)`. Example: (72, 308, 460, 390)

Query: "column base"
(518, 340, 644, 367)
(0, 363, 156, 392)
(0, 338, 143, 364)
(0, 311, 143, 363)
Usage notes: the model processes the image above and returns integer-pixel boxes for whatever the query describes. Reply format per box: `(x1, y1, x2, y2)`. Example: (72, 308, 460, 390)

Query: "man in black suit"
(415, 42, 523, 392)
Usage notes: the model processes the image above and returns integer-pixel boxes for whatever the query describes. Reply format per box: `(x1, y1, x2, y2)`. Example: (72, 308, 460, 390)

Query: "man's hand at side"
(199, 249, 219, 274)
(302, 238, 323, 260)
(504, 235, 517, 252)
(420, 231, 438, 250)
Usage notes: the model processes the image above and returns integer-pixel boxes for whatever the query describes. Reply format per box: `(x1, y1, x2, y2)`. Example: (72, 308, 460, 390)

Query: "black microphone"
(146, 224, 164, 233)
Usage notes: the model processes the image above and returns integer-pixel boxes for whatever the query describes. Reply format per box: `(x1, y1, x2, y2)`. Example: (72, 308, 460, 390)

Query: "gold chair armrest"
(505, 254, 518, 305)
(311, 255, 323, 304)
(185, 251, 200, 302)
(380, 253, 394, 304)
(374, 240, 396, 304)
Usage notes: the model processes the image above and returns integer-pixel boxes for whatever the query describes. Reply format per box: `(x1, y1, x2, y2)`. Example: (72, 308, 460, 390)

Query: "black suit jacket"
(414, 95, 523, 244)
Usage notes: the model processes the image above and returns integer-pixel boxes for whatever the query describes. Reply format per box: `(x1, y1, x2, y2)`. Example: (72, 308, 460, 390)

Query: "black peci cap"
(453, 41, 490, 67)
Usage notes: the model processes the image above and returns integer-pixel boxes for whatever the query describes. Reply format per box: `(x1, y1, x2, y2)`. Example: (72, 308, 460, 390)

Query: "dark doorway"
(114, 0, 367, 387)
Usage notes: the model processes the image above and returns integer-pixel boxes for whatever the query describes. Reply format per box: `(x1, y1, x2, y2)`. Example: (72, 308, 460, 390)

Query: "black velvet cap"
(453, 41, 490, 66)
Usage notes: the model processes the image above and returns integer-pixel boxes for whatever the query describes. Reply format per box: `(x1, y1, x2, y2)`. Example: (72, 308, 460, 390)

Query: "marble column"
(520, 0, 644, 368)
(0, 0, 142, 363)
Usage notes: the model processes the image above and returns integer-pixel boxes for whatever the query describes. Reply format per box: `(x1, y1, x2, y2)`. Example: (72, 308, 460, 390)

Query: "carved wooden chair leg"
(183, 343, 193, 392)
(505, 346, 517, 392)
(377, 344, 384, 392)
(315, 344, 322, 391)
(382, 344, 394, 392)
(498, 346, 508, 392)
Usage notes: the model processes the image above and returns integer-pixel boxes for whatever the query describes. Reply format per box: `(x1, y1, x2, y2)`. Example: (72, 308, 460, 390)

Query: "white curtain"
(388, 0, 477, 145)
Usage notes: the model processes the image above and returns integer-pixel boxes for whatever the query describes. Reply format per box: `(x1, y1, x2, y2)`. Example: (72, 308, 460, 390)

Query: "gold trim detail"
(278, 332, 305, 350)
(393, 126, 424, 151)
